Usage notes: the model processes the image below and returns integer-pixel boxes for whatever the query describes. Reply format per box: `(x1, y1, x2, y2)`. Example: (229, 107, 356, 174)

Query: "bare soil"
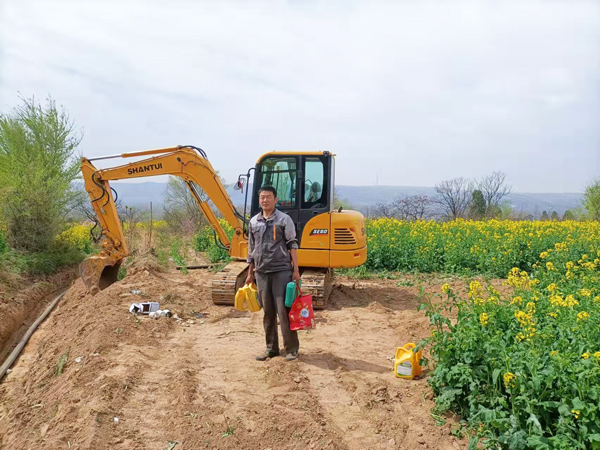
(0, 267, 79, 364)
(0, 264, 471, 450)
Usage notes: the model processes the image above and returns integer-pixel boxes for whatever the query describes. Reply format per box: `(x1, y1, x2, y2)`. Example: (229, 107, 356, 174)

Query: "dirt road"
(0, 265, 465, 449)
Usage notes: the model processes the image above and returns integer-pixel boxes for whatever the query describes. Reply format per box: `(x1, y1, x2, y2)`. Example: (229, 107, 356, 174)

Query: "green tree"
(469, 190, 486, 219)
(0, 96, 81, 252)
(562, 210, 575, 221)
(540, 211, 549, 221)
(550, 211, 559, 221)
(583, 178, 600, 221)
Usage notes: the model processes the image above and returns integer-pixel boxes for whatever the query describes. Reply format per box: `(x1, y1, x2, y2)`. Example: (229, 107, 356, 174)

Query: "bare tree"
(163, 177, 205, 232)
(372, 201, 396, 218)
(163, 174, 228, 233)
(478, 171, 511, 217)
(434, 177, 473, 219)
(392, 195, 432, 221)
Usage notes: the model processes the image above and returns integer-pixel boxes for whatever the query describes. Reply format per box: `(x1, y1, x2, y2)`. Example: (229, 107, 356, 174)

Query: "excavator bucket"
(79, 255, 122, 295)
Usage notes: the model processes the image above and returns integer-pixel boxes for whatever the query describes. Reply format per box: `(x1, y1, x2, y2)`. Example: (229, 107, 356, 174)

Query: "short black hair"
(258, 185, 277, 197)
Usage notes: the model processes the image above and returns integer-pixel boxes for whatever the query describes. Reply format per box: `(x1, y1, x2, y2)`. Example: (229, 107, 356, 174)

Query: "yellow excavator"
(79, 145, 367, 307)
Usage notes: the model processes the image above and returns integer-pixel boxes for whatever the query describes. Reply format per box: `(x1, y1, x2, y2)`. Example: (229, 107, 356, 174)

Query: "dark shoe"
(285, 352, 299, 361)
(256, 351, 280, 361)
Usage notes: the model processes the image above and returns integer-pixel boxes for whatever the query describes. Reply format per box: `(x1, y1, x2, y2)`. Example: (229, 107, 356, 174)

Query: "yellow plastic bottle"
(235, 283, 261, 312)
(394, 343, 422, 380)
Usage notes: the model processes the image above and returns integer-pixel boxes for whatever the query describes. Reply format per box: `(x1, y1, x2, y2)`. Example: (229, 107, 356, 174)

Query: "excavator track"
(298, 268, 333, 310)
(211, 261, 249, 305)
(211, 262, 333, 309)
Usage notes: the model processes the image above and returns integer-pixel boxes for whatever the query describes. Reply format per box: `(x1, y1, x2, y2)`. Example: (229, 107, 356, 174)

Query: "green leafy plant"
(419, 241, 600, 449)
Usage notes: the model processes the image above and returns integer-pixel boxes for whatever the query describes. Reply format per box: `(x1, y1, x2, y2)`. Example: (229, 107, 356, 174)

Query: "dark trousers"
(255, 269, 299, 354)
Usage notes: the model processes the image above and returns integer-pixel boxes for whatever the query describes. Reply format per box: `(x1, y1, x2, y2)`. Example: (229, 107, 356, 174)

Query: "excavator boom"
(79, 145, 246, 293)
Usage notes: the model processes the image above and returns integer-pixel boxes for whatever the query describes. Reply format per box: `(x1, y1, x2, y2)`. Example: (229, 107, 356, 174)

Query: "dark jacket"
(247, 209, 298, 273)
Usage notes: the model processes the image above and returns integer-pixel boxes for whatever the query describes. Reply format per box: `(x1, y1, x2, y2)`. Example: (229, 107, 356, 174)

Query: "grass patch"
(222, 425, 235, 437)
(55, 351, 69, 376)
(0, 243, 85, 276)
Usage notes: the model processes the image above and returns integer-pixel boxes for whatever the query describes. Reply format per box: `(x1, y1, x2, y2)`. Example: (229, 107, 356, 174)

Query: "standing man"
(246, 186, 301, 361)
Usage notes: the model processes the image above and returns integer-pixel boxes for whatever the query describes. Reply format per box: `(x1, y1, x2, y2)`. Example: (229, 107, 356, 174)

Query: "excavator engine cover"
(79, 255, 122, 295)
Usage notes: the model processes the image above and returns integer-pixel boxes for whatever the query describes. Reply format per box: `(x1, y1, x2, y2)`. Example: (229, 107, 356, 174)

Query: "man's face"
(259, 191, 277, 211)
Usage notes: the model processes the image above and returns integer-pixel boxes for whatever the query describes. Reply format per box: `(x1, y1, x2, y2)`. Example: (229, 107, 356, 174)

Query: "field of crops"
(365, 219, 600, 277)
(411, 221, 600, 449)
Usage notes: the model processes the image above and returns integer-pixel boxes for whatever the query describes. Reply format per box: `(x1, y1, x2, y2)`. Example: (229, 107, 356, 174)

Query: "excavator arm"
(80, 145, 247, 294)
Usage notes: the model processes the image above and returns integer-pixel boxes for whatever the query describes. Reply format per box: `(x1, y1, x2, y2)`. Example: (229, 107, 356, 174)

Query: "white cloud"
(1, 0, 598, 192)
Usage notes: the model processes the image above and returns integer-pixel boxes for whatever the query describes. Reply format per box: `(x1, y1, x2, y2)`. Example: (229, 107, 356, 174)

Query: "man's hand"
(246, 263, 255, 285)
(290, 248, 300, 283)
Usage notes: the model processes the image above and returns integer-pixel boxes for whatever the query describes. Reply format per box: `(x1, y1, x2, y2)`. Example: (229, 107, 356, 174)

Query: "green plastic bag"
(285, 281, 301, 307)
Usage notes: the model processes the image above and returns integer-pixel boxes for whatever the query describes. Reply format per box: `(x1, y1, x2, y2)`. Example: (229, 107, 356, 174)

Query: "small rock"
(75, 357, 83, 363)
(293, 377, 301, 383)
(6, 369, 11, 374)
(418, 438, 426, 444)
(114, 417, 119, 423)
(388, 438, 395, 446)
(40, 424, 49, 437)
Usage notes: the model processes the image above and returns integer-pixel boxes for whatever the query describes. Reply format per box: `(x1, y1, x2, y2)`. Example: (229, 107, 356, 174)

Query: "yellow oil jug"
(394, 343, 422, 380)
(235, 283, 261, 312)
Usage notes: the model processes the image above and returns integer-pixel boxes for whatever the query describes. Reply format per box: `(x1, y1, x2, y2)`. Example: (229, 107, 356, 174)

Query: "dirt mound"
(123, 251, 163, 277)
(1, 270, 467, 449)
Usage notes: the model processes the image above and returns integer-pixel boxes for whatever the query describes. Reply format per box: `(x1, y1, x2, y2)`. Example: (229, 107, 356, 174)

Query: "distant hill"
(335, 186, 583, 216)
(107, 181, 583, 218)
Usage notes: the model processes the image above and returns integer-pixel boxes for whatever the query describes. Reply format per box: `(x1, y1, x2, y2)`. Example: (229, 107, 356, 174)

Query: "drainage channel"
(0, 291, 67, 381)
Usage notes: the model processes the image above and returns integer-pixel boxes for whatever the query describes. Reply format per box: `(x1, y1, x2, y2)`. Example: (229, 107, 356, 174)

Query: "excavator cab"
(250, 152, 333, 247)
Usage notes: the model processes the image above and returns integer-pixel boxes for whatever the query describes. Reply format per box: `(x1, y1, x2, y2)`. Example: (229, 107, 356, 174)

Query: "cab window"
(258, 157, 297, 208)
(302, 157, 327, 209)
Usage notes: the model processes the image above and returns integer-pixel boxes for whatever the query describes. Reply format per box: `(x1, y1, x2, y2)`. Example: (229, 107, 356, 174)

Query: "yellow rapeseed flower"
(479, 312, 489, 326)
(577, 311, 590, 321)
(582, 353, 590, 360)
(511, 296, 523, 305)
(503, 372, 516, 388)
(442, 283, 450, 294)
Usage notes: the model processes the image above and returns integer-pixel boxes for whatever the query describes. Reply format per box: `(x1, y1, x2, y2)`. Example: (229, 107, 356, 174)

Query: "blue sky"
(1, 0, 599, 192)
